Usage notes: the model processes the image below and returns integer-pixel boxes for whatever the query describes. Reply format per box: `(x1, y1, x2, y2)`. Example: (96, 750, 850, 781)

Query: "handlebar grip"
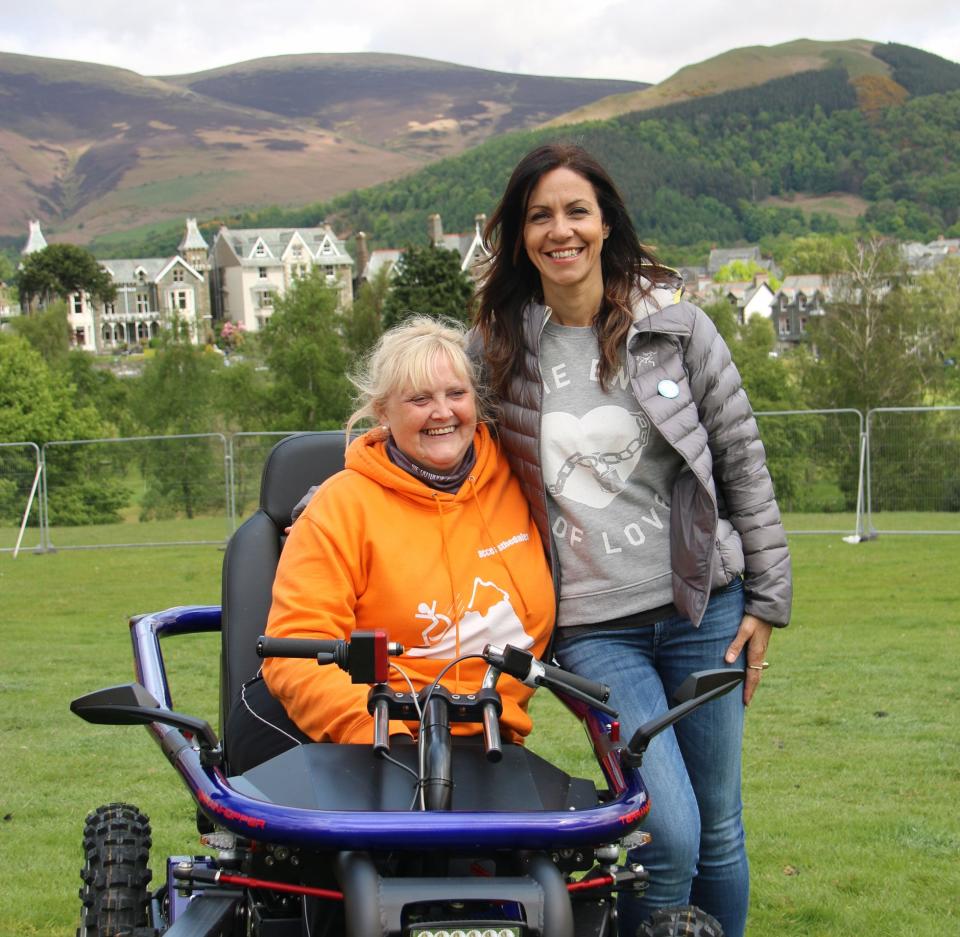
(256, 636, 342, 660)
(539, 660, 611, 705)
(481, 701, 503, 763)
(372, 698, 390, 755)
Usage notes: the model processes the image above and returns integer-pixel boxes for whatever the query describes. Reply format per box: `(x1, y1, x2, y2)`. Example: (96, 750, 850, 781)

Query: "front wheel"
(637, 906, 724, 937)
(78, 803, 155, 937)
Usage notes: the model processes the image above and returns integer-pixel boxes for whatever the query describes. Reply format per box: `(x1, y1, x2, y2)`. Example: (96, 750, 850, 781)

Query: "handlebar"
(259, 634, 616, 808)
(257, 632, 403, 684)
(483, 644, 617, 717)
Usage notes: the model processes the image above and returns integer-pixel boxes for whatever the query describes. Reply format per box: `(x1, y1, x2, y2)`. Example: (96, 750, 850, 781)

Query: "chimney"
(427, 213, 443, 247)
(355, 232, 369, 278)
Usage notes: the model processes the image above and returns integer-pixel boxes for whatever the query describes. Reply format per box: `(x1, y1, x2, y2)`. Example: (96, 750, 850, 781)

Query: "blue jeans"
(555, 580, 748, 937)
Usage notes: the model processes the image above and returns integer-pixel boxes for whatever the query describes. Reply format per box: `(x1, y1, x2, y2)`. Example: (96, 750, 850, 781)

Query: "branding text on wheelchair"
(72, 610, 740, 937)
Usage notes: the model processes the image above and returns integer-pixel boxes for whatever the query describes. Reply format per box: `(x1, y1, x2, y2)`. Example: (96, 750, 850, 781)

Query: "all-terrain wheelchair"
(72, 431, 739, 937)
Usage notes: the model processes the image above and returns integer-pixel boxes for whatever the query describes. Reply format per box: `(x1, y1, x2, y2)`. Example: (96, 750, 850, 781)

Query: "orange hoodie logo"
(408, 577, 534, 658)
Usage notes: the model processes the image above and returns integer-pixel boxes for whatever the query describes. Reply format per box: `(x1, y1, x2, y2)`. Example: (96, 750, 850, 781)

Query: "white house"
(209, 225, 354, 332)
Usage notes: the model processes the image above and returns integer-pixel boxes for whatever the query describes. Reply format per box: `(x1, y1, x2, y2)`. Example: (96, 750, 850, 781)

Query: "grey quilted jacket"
(483, 287, 792, 628)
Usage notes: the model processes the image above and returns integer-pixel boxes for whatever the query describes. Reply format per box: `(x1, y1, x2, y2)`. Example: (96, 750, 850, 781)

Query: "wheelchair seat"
(220, 432, 345, 749)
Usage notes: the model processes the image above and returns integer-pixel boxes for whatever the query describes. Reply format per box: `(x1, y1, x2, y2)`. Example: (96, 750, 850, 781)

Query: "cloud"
(1, 0, 957, 81)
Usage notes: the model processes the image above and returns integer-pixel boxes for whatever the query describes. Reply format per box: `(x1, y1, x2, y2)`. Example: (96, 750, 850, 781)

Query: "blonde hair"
(345, 316, 486, 442)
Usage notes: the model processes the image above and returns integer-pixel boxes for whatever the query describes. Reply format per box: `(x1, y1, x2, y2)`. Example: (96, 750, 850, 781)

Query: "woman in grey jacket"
(473, 144, 792, 937)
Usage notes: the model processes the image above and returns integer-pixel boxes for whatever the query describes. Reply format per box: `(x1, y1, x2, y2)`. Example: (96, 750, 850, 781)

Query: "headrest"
(259, 432, 346, 528)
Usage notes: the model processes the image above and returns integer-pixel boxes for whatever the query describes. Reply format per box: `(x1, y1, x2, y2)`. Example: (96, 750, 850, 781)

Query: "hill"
(541, 38, 941, 126)
(0, 51, 643, 242)
(271, 48, 960, 258)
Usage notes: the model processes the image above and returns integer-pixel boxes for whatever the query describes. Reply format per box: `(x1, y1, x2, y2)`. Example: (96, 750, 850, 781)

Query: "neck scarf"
(386, 437, 476, 493)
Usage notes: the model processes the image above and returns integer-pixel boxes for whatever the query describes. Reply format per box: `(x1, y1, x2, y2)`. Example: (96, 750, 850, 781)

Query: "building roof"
(22, 220, 48, 255)
(778, 274, 831, 299)
(216, 225, 352, 267)
(363, 248, 403, 280)
(179, 217, 208, 252)
(707, 245, 761, 275)
(100, 256, 201, 284)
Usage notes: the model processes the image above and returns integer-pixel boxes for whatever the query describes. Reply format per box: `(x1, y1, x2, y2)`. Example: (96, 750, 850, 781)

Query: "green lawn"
(0, 534, 957, 936)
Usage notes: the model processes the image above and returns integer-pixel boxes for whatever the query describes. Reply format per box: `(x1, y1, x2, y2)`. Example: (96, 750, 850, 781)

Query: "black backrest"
(220, 431, 346, 730)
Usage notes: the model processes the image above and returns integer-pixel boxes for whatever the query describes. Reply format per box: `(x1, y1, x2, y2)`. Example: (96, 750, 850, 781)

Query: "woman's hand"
(724, 614, 773, 706)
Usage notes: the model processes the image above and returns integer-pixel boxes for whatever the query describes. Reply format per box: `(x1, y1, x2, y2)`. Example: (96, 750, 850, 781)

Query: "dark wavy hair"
(473, 143, 675, 395)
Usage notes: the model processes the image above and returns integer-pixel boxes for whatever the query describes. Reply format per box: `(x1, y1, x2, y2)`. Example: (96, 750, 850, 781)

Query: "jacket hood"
(345, 423, 498, 504)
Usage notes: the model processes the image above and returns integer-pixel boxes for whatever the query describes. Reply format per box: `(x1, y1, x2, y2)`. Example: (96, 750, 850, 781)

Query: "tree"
(9, 300, 71, 366)
(260, 271, 352, 429)
(381, 245, 474, 330)
(343, 266, 390, 365)
(775, 233, 857, 276)
(133, 325, 226, 520)
(17, 243, 116, 311)
(804, 238, 941, 413)
(0, 333, 127, 525)
(903, 257, 960, 404)
(714, 259, 768, 283)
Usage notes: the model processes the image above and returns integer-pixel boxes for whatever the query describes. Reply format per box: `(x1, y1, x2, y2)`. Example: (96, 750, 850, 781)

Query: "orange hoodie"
(262, 424, 555, 745)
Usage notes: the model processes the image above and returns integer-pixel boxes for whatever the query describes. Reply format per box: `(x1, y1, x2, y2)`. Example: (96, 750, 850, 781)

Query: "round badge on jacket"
(657, 379, 680, 399)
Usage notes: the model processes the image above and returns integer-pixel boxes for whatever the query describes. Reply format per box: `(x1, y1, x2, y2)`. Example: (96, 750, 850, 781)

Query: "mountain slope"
(0, 51, 645, 241)
(161, 52, 646, 154)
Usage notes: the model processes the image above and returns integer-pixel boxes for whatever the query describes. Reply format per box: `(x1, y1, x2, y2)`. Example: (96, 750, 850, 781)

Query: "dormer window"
(254, 242, 267, 257)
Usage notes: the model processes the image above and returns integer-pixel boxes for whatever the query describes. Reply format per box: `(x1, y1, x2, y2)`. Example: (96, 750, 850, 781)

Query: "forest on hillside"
(73, 66, 958, 269)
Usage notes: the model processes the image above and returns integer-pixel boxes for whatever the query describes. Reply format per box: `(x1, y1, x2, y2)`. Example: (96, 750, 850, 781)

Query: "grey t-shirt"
(539, 320, 683, 626)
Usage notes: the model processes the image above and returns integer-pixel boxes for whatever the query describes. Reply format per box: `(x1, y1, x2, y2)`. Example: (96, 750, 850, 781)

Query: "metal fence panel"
(229, 432, 309, 528)
(41, 434, 232, 550)
(866, 407, 960, 534)
(0, 442, 43, 555)
(754, 409, 864, 536)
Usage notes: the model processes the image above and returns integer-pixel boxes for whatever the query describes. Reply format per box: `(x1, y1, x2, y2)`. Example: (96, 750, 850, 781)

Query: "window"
(74, 328, 85, 345)
(324, 265, 335, 277)
(254, 242, 267, 257)
(104, 301, 115, 316)
(292, 263, 308, 279)
(258, 267, 268, 279)
(72, 294, 83, 315)
(136, 293, 149, 313)
(257, 292, 274, 310)
(172, 267, 184, 283)
(171, 290, 189, 310)
(778, 317, 789, 337)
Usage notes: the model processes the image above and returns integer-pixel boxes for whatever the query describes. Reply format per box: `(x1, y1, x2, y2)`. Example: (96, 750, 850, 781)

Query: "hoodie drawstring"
(432, 494, 463, 689)
(465, 476, 532, 622)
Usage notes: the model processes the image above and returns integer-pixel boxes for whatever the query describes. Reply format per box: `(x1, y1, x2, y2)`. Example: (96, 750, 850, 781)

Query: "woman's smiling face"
(382, 352, 477, 473)
(523, 166, 608, 303)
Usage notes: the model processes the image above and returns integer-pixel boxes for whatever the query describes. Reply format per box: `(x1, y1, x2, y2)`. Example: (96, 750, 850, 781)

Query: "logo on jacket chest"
(543, 406, 650, 509)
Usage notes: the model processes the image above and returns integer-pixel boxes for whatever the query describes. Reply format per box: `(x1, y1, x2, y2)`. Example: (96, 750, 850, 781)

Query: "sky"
(1, 0, 957, 84)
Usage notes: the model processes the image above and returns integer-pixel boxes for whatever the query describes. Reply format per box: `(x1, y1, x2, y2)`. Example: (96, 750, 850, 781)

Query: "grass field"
(1, 533, 958, 936)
